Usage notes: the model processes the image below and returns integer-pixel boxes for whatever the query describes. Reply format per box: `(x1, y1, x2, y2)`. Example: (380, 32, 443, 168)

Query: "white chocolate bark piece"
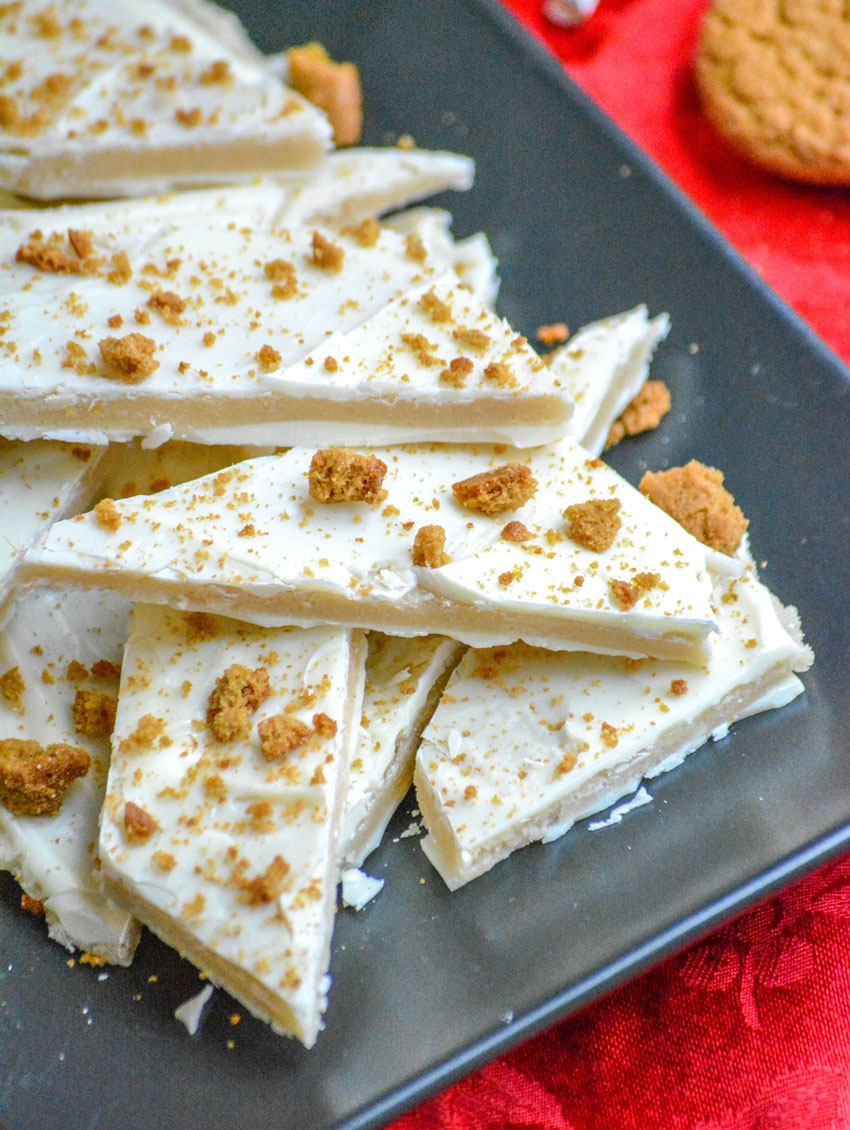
(547, 307, 670, 456)
(277, 150, 475, 228)
(343, 632, 464, 866)
(99, 606, 366, 1046)
(0, 0, 332, 200)
(0, 147, 476, 232)
(383, 207, 500, 309)
(26, 438, 717, 662)
(0, 210, 570, 446)
(0, 586, 138, 962)
(0, 438, 106, 618)
(94, 438, 275, 501)
(416, 558, 812, 889)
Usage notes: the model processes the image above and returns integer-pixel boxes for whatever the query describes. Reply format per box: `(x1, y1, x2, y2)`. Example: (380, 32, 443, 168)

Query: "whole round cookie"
(695, 0, 850, 184)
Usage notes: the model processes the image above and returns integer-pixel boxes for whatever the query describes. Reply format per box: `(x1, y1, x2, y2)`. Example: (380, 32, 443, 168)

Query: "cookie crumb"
(501, 520, 532, 542)
(0, 738, 90, 817)
(20, 893, 44, 916)
(439, 356, 474, 387)
(609, 571, 661, 610)
(309, 230, 344, 273)
(452, 463, 537, 516)
(536, 322, 568, 346)
(412, 524, 450, 567)
(564, 498, 622, 552)
(419, 288, 451, 323)
(308, 447, 387, 505)
(639, 460, 748, 555)
(238, 855, 289, 905)
(124, 800, 159, 842)
(207, 665, 271, 742)
(342, 217, 380, 247)
(312, 713, 337, 738)
(99, 333, 159, 382)
(73, 690, 117, 737)
(671, 679, 688, 696)
(93, 498, 121, 531)
(256, 343, 281, 372)
(118, 714, 166, 754)
(288, 43, 361, 146)
(605, 380, 671, 449)
(264, 258, 297, 299)
(258, 714, 311, 761)
(0, 666, 25, 710)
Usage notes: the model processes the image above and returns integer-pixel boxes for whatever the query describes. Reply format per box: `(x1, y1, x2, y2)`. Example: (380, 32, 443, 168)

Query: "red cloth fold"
(389, 2, 850, 1127)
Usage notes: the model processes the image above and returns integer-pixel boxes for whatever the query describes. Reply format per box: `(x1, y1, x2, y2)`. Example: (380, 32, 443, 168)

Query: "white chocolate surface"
(0, 0, 331, 199)
(0, 586, 138, 962)
(99, 605, 365, 1046)
(416, 559, 812, 889)
(26, 438, 717, 660)
(0, 438, 106, 617)
(344, 632, 464, 865)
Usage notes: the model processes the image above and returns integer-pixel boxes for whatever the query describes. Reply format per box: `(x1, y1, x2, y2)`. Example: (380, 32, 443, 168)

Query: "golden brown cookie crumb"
(639, 459, 748, 555)
(99, 333, 159, 382)
(146, 289, 186, 325)
(605, 380, 671, 449)
(124, 800, 158, 842)
(501, 520, 532, 542)
(20, 893, 44, 916)
(483, 360, 517, 388)
(107, 250, 132, 286)
(419, 288, 451, 323)
(15, 229, 91, 274)
(453, 326, 490, 351)
(309, 230, 344, 272)
(0, 665, 24, 710)
(412, 524, 450, 567)
(671, 679, 689, 696)
(308, 447, 387, 505)
(264, 257, 297, 299)
(452, 463, 537, 516)
(65, 659, 89, 682)
(238, 855, 289, 905)
(0, 738, 90, 817)
(73, 689, 117, 737)
(258, 714, 311, 761)
(207, 665, 271, 742)
(288, 43, 362, 146)
(536, 322, 569, 346)
(405, 233, 427, 263)
(185, 611, 218, 643)
(256, 343, 281, 372)
(93, 498, 121, 531)
(600, 722, 618, 748)
(342, 217, 380, 247)
(439, 356, 474, 387)
(92, 659, 121, 680)
(118, 714, 166, 754)
(609, 570, 661, 610)
(200, 60, 233, 87)
(312, 712, 337, 738)
(564, 498, 622, 553)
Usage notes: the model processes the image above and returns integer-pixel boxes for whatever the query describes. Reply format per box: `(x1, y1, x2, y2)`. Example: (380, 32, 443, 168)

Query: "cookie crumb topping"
(501, 520, 532, 542)
(0, 738, 90, 817)
(309, 230, 344, 273)
(98, 332, 159, 382)
(73, 689, 117, 737)
(124, 800, 158, 842)
(308, 447, 387, 505)
(257, 713, 311, 761)
(639, 460, 748, 555)
(452, 463, 537, 515)
(207, 665, 271, 742)
(605, 380, 671, 449)
(563, 497, 622, 552)
(412, 524, 450, 567)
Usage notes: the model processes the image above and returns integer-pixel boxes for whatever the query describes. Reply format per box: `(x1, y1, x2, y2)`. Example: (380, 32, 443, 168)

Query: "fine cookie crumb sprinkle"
(238, 855, 290, 905)
(0, 666, 25, 710)
(609, 571, 661, 610)
(564, 498, 622, 552)
(0, 738, 90, 817)
(256, 344, 281, 372)
(207, 665, 271, 742)
(308, 447, 387, 505)
(412, 524, 450, 567)
(439, 356, 473, 387)
(639, 460, 748, 556)
(452, 463, 537, 516)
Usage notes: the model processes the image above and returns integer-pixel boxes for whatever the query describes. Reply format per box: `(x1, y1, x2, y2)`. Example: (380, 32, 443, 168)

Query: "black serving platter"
(2, 2, 850, 1128)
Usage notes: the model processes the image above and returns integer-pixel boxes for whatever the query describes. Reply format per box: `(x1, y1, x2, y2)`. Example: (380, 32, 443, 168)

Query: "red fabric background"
(388, 2, 850, 1127)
